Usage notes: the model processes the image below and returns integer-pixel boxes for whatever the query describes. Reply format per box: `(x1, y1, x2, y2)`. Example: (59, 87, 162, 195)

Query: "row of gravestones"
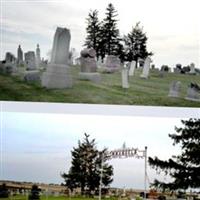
(1, 26, 199, 102)
(168, 81, 200, 102)
(0, 44, 48, 82)
(42, 27, 153, 88)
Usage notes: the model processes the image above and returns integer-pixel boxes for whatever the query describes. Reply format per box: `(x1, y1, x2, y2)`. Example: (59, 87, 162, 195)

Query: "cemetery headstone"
(189, 63, 196, 74)
(17, 45, 23, 65)
(173, 64, 182, 74)
(42, 27, 72, 88)
(122, 65, 129, 89)
(128, 61, 136, 76)
(36, 44, 41, 68)
(79, 48, 101, 83)
(168, 81, 181, 98)
(185, 83, 200, 102)
(102, 55, 121, 73)
(22, 70, 41, 83)
(1, 52, 17, 75)
(140, 57, 152, 78)
(24, 51, 36, 70)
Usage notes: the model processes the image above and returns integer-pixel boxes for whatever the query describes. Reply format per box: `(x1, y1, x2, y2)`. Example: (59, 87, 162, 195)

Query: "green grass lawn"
(0, 66, 200, 107)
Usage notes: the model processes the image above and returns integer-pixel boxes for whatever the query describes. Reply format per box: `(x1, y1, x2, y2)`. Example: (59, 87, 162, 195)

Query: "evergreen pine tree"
(149, 119, 200, 190)
(62, 133, 113, 196)
(102, 3, 121, 57)
(123, 22, 152, 66)
(84, 10, 102, 60)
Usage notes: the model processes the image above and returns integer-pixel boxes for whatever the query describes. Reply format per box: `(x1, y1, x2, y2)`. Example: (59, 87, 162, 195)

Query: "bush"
(0, 183, 9, 198)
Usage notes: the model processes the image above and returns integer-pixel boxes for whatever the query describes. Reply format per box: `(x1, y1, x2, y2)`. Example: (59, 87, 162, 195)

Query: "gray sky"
(1, 111, 188, 189)
(1, 0, 200, 68)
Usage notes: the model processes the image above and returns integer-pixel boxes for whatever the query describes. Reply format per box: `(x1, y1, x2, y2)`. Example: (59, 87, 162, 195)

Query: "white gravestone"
(122, 66, 129, 89)
(42, 27, 72, 88)
(128, 60, 136, 76)
(140, 57, 152, 78)
(189, 63, 196, 74)
(168, 81, 181, 98)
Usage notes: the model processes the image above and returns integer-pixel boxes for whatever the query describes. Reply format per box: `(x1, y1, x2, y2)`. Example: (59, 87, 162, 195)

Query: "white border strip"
(1, 101, 199, 118)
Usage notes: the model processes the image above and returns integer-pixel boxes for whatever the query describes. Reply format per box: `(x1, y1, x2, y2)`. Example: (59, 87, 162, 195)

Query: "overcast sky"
(1, 0, 200, 68)
(1, 111, 189, 189)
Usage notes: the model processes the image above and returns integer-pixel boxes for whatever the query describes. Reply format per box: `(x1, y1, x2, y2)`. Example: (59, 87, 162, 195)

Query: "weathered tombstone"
(79, 48, 101, 83)
(173, 64, 182, 73)
(36, 44, 41, 68)
(5, 52, 16, 63)
(102, 55, 121, 73)
(168, 81, 181, 98)
(189, 63, 196, 74)
(17, 45, 23, 65)
(24, 51, 36, 70)
(122, 65, 129, 89)
(140, 57, 152, 78)
(42, 27, 72, 88)
(1, 52, 17, 75)
(128, 61, 136, 76)
(185, 83, 200, 102)
(22, 70, 41, 83)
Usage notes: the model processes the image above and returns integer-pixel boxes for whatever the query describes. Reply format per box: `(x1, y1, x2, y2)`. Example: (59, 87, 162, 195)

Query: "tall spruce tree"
(123, 22, 152, 66)
(62, 133, 113, 195)
(102, 3, 121, 57)
(149, 119, 200, 190)
(84, 10, 102, 60)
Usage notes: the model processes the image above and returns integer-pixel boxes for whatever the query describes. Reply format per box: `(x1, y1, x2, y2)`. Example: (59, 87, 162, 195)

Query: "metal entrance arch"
(99, 144, 147, 200)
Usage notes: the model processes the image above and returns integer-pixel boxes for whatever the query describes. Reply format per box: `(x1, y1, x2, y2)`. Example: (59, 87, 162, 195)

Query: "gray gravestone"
(168, 81, 181, 98)
(42, 27, 72, 88)
(185, 83, 200, 102)
(24, 51, 36, 70)
(122, 66, 129, 89)
(36, 44, 41, 68)
(102, 55, 121, 73)
(22, 70, 41, 83)
(17, 45, 23, 65)
(79, 48, 101, 83)
(5, 52, 16, 63)
(128, 61, 136, 76)
(140, 57, 152, 78)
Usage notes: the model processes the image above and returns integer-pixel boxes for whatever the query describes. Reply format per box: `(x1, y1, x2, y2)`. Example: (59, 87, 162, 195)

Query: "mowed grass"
(0, 66, 200, 107)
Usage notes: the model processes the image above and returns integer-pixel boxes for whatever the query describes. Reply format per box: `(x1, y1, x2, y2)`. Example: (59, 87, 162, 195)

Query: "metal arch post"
(144, 146, 147, 200)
